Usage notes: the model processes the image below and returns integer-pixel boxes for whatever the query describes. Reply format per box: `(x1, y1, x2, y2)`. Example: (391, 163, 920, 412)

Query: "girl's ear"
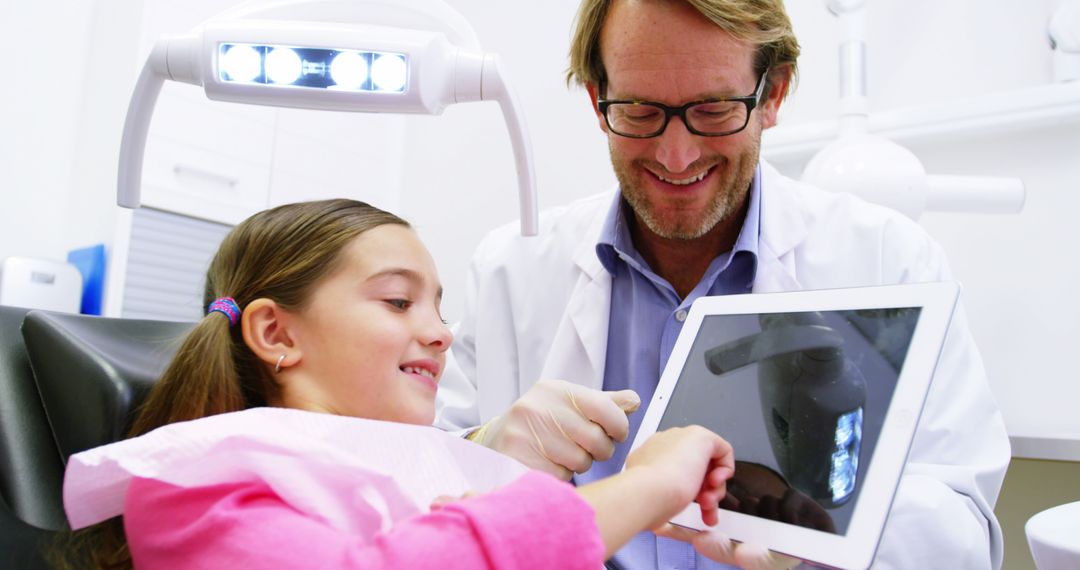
(241, 298, 301, 373)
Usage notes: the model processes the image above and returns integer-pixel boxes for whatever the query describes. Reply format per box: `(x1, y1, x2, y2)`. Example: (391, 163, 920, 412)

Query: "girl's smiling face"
(274, 224, 452, 425)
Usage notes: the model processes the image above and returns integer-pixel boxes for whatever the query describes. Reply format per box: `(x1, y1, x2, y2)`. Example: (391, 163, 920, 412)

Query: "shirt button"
(675, 309, 688, 322)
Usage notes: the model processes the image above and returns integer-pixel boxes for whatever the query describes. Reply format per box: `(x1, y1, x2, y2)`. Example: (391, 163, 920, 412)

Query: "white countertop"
(1009, 434, 1080, 462)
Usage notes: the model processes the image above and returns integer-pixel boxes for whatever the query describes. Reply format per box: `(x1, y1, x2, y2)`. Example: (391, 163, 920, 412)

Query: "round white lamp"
(1050, 0, 1080, 83)
(802, 134, 927, 220)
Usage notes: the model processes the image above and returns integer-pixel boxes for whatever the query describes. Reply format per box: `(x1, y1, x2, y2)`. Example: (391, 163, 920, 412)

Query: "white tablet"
(627, 282, 960, 570)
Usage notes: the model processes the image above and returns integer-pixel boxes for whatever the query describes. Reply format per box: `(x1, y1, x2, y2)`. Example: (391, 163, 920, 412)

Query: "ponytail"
(128, 310, 250, 437)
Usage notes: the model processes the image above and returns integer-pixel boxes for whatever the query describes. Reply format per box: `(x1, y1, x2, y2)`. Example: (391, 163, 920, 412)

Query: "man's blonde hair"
(567, 0, 800, 96)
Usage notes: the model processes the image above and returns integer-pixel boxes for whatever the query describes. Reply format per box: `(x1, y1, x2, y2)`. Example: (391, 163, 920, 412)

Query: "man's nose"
(654, 117, 702, 175)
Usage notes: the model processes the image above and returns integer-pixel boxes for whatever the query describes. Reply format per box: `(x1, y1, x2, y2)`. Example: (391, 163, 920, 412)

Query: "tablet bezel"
(627, 282, 960, 570)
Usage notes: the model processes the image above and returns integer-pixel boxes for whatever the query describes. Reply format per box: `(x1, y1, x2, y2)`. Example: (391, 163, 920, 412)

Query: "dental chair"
(21, 310, 193, 462)
(0, 306, 192, 568)
(0, 305, 64, 569)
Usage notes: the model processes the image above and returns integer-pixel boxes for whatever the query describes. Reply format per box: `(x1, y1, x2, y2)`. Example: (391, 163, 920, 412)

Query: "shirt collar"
(596, 165, 762, 275)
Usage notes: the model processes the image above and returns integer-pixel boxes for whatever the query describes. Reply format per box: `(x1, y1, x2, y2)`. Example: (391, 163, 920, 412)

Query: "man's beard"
(612, 130, 760, 240)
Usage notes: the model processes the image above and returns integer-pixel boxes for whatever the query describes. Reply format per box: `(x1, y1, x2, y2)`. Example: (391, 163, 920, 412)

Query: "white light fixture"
(117, 0, 538, 235)
(264, 47, 303, 84)
(371, 53, 408, 92)
(800, 0, 1026, 220)
(1050, 0, 1080, 83)
(220, 44, 261, 83)
(329, 51, 369, 90)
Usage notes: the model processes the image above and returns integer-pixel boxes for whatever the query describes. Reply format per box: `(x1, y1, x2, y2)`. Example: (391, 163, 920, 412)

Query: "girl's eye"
(386, 299, 412, 310)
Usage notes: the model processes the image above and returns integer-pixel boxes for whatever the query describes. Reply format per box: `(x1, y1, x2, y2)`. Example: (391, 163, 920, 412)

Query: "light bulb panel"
(218, 43, 409, 93)
(195, 20, 459, 114)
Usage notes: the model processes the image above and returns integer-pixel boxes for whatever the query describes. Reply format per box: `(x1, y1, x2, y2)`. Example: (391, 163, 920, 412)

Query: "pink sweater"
(124, 470, 604, 569)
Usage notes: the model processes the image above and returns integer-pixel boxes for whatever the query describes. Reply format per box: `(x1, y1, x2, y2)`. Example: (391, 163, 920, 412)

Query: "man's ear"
(586, 82, 610, 133)
(759, 65, 794, 130)
(241, 298, 301, 373)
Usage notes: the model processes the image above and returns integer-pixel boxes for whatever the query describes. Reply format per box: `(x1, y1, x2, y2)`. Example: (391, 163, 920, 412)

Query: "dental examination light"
(801, 0, 1026, 220)
(117, 0, 538, 235)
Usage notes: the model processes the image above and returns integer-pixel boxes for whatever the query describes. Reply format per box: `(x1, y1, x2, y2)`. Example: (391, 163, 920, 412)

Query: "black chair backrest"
(0, 505, 56, 570)
(21, 310, 194, 463)
(1, 306, 65, 569)
(0, 305, 66, 532)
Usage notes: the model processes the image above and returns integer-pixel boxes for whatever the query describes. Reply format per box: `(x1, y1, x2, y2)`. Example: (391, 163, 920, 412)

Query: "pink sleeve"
(124, 471, 604, 569)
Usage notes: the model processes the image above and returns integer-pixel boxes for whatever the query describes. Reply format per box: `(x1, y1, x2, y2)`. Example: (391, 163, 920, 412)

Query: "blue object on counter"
(67, 244, 106, 315)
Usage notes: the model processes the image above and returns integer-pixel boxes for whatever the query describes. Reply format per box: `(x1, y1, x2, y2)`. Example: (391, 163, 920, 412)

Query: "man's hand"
(656, 526, 802, 570)
(468, 379, 640, 479)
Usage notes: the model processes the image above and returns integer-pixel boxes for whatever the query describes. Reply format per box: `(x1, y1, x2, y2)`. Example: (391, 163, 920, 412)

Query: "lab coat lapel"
(538, 209, 610, 391)
(753, 162, 807, 294)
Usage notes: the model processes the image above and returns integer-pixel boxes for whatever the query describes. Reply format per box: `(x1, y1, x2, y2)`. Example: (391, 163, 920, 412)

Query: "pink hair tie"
(207, 297, 241, 327)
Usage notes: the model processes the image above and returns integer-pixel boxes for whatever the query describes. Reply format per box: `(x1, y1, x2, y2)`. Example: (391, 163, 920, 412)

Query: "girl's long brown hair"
(52, 199, 408, 569)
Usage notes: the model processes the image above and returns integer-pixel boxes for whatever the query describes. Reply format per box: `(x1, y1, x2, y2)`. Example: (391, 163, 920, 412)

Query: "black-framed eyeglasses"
(597, 70, 769, 138)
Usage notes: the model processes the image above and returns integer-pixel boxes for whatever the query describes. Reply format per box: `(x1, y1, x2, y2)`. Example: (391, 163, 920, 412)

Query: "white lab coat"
(437, 161, 1010, 569)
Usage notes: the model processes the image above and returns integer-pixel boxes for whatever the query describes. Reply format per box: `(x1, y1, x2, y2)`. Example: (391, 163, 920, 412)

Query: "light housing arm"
(116, 43, 168, 210)
(481, 54, 537, 235)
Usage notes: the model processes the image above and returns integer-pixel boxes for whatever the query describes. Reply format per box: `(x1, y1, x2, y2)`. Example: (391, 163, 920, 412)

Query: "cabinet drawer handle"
(173, 164, 238, 188)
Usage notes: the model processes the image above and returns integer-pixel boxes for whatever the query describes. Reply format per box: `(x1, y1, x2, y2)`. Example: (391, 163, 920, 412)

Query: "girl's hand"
(623, 425, 735, 528)
(429, 491, 476, 511)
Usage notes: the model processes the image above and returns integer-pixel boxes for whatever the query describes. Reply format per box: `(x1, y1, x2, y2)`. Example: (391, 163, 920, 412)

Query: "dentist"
(437, 1, 1010, 568)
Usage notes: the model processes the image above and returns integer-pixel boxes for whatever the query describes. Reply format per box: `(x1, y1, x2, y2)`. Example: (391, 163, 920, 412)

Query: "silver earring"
(274, 354, 286, 374)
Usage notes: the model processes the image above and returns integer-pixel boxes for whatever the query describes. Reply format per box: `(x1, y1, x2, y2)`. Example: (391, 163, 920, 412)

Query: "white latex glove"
(468, 379, 640, 480)
(656, 526, 802, 570)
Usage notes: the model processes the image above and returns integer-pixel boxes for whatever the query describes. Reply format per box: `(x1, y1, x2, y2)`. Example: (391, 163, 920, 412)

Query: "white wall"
(2, 1, 1077, 443)
(399, 0, 614, 321)
(0, 1, 125, 265)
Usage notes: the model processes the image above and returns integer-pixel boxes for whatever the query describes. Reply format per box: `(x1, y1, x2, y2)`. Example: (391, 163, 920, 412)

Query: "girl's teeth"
(403, 366, 433, 378)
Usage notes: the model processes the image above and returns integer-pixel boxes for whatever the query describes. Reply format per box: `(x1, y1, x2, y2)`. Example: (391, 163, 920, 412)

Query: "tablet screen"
(655, 307, 921, 535)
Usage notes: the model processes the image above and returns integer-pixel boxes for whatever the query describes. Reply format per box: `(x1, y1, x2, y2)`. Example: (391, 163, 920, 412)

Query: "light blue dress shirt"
(575, 167, 762, 570)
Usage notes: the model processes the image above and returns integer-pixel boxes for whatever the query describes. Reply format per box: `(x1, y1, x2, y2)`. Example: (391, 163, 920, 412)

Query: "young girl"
(60, 199, 735, 569)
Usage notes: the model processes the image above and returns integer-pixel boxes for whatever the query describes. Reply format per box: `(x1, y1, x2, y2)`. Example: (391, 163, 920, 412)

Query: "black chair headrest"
(0, 305, 66, 530)
(21, 311, 194, 462)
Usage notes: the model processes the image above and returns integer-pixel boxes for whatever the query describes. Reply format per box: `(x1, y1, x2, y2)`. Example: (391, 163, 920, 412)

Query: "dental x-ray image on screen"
(655, 307, 921, 535)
